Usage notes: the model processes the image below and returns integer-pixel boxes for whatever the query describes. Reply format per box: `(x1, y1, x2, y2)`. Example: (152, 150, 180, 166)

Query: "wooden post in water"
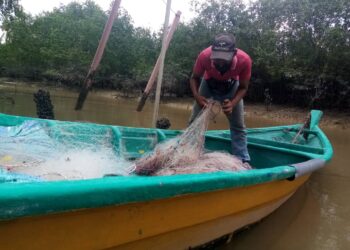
(136, 10, 181, 112)
(75, 0, 122, 110)
(152, 0, 172, 127)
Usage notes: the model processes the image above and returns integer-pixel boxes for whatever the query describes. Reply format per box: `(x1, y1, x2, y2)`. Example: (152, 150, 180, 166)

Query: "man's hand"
(222, 99, 234, 115)
(190, 74, 208, 108)
(195, 95, 209, 108)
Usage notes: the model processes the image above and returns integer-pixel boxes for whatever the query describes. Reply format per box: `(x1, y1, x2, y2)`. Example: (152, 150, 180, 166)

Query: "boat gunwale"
(208, 124, 333, 162)
(0, 113, 333, 221)
(0, 165, 298, 220)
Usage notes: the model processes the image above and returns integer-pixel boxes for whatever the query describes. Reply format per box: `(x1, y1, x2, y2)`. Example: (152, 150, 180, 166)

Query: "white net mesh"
(1, 102, 251, 181)
(0, 121, 133, 181)
(133, 101, 251, 176)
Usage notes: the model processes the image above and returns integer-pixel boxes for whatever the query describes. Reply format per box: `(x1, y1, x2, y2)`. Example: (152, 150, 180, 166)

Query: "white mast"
(152, 0, 172, 127)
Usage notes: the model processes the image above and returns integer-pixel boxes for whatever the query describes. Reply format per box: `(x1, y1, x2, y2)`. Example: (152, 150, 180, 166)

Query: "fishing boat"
(0, 110, 333, 250)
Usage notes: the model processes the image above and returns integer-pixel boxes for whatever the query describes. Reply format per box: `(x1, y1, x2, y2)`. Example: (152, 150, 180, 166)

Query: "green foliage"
(249, 0, 349, 109)
(0, 0, 20, 21)
(0, 0, 348, 110)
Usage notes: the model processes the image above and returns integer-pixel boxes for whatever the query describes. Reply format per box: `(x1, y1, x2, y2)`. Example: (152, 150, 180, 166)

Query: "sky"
(20, 0, 197, 31)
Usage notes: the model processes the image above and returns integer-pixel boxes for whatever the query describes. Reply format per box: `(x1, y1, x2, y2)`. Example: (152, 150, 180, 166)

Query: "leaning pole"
(75, 0, 122, 110)
(136, 10, 181, 112)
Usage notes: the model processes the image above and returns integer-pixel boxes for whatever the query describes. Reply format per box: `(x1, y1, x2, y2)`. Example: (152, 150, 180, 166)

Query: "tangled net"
(133, 101, 251, 176)
(0, 121, 132, 181)
(1, 101, 251, 182)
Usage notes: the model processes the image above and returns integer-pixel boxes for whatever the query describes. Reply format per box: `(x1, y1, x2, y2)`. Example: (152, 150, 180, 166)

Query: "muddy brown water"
(1, 81, 349, 249)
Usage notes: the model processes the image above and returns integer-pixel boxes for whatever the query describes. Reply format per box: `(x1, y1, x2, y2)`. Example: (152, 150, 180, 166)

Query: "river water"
(1, 81, 349, 249)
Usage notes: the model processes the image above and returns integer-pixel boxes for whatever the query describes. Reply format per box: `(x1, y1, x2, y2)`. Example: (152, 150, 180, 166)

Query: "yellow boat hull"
(0, 176, 308, 250)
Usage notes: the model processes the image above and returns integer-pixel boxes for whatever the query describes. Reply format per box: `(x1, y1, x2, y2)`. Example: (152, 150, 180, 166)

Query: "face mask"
(214, 62, 231, 75)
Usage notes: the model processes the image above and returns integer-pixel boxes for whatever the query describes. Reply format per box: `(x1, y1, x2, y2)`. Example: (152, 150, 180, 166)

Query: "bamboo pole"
(75, 0, 122, 110)
(136, 10, 181, 112)
(152, 0, 172, 127)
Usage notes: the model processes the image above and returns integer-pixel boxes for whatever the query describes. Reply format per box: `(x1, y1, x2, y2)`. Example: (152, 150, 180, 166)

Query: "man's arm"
(222, 79, 249, 115)
(190, 73, 208, 107)
(222, 53, 252, 115)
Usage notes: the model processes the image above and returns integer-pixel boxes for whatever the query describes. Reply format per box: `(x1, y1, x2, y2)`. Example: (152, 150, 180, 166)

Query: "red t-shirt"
(193, 47, 252, 81)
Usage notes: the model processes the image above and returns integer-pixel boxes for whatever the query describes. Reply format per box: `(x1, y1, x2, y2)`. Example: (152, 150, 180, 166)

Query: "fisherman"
(189, 33, 252, 165)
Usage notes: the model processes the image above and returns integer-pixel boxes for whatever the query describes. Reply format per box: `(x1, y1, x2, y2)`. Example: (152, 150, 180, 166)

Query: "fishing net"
(155, 152, 249, 176)
(0, 101, 251, 182)
(0, 121, 133, 182)
(133, 101, 251, 176)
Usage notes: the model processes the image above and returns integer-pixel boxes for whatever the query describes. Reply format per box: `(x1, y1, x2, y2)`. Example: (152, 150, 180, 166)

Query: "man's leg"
(221, 82, 250, 162)
(188, 79, 213, 124)
(227, 99, 250, 162)
(189, 79, 250, 161)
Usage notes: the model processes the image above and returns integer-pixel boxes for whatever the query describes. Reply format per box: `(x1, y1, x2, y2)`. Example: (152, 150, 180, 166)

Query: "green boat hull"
(0, 110, 333, 221)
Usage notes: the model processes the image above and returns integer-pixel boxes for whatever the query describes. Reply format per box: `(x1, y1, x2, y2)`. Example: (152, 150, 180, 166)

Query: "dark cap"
(210, 34, 236, 61)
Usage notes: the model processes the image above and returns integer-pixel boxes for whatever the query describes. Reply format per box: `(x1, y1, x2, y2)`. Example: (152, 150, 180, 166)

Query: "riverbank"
(159, 98, 350, 129)
(243, 104, 350, 129)
(1, 78, 349, 129)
